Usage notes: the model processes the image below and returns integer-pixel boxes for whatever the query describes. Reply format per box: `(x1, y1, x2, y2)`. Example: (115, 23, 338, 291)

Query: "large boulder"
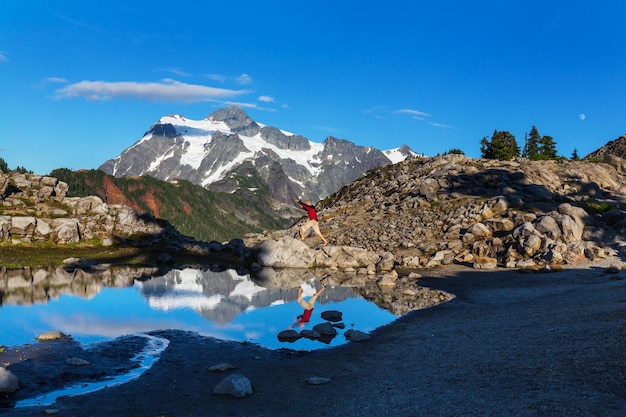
(213, 374, 253, 398)
(0, 367, 20, 394)
(11, 216, 36, 236)
(253, 236, 314, 268)
(51, 218, 82, 244)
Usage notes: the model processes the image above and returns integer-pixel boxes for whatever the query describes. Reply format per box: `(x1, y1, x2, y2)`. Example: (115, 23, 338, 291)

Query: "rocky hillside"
(247, 153, 626, 270)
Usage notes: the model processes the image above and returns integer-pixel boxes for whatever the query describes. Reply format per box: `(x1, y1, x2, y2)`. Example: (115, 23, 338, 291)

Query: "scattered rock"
(0, 367, 19, 394)
(473, 257, 497, 270)
(312, 322, 337, 336)
(277, 329, 302, 343)
(36, 331, 66, 341)
(300, 329, 322, 340)
(344, 329, 371, 342)
(213, 373, 253, 398)
(304, 376, 331, 385)
(209, 363, 237, 373)
(66, 357, 90, 366)
(321, 310, 343, 322)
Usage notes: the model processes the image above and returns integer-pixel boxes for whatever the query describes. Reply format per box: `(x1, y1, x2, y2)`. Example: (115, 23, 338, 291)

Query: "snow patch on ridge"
(384, 147, 410, 164)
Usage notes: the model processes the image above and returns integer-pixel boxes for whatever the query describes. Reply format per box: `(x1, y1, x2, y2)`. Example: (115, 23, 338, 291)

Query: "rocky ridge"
(585, 134, 626, 160)
(246, 153, 626, 271)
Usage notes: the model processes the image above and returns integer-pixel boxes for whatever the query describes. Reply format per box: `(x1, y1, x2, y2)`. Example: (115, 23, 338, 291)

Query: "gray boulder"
(213, 373, 253, 398)
(253, 236, 314, 268)
(344, 329, 371, 342)
(11, 216, 36, 236)
(0, 367, 19, 394)
(277, 329, 302, 343)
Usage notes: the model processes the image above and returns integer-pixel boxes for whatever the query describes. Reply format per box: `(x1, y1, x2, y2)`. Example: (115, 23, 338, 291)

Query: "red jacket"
(299, 308, 313, 323)
(297, 201, 318, 221)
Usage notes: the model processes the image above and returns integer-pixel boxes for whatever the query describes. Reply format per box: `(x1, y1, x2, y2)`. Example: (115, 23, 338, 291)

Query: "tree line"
(0, 157, 32, 174)
(479, 126, 580, 161)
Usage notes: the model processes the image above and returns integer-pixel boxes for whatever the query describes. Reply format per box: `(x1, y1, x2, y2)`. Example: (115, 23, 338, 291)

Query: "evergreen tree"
(538, 135, 558, 159)
(571, 148, 580, 160)
(444, 148, 464, 155)
(523, 126, 541, 160)
(480, 136, 492, 158)
(522, 126, 559, 160)
(480, 130, 520, 160)
(0, 157, 8, 173)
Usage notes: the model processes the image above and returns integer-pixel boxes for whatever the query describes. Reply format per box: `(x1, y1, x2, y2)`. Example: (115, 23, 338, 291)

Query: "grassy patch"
(582, 201, 615, 214)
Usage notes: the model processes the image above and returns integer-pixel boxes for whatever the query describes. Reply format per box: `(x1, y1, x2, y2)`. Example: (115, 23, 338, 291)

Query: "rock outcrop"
(0, 172, 180, 246)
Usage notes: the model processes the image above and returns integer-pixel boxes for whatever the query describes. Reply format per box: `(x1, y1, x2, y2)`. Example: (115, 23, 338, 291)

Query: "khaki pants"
(301, 219, 321, 236)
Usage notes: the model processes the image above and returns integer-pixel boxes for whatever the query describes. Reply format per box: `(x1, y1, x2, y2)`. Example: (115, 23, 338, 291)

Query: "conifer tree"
(522, 126, 541, 159)
(538, 135, 558, 159)
(480, 130, 520, 160)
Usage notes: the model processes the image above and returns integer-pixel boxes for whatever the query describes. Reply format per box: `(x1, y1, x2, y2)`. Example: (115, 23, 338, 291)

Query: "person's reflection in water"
(293, 284, 326, 328)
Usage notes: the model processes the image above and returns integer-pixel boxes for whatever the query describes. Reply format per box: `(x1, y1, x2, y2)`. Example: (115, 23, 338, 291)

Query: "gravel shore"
(2, 263, 625, 417)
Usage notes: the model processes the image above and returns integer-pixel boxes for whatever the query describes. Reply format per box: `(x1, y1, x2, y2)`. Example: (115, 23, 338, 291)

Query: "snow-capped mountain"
(135, 268, 358, 325)
(99, 106, 419, 204)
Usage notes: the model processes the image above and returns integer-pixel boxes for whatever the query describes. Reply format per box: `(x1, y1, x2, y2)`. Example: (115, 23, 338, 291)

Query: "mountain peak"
(585, 134, 626, 160)
(205, 106, 259, 136)
(100, 106, 416, 206)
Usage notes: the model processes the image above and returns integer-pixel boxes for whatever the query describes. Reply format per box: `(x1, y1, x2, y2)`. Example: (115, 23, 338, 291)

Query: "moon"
(579, 113, 586, 121)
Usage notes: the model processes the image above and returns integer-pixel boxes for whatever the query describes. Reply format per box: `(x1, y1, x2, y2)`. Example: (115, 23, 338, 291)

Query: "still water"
(0, 265, 398, 351)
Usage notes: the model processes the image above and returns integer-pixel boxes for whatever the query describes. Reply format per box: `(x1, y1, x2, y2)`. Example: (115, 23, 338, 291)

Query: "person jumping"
(293, 198, 328, 245)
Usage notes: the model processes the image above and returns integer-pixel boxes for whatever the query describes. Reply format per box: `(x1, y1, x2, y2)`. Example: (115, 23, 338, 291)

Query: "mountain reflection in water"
(0, 265, 398, 350)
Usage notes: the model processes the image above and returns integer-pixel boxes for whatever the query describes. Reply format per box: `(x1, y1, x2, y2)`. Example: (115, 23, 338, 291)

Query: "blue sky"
(1, 1, 625, 175)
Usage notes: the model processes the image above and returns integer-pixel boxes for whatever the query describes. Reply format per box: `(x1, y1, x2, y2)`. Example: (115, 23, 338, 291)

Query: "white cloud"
(258, 95, 275, 102)
(204, 73, 253, 85)
(237, 73, 253, 84)
(161, 68, 192, 77)
(396, 108, 431, 117)
(428, 122, 456, 129)
(0, 51, 7, 62)
(225, 101, 258, 109)
(45, 77, 68, 83)
(54, 79, 251, 102)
